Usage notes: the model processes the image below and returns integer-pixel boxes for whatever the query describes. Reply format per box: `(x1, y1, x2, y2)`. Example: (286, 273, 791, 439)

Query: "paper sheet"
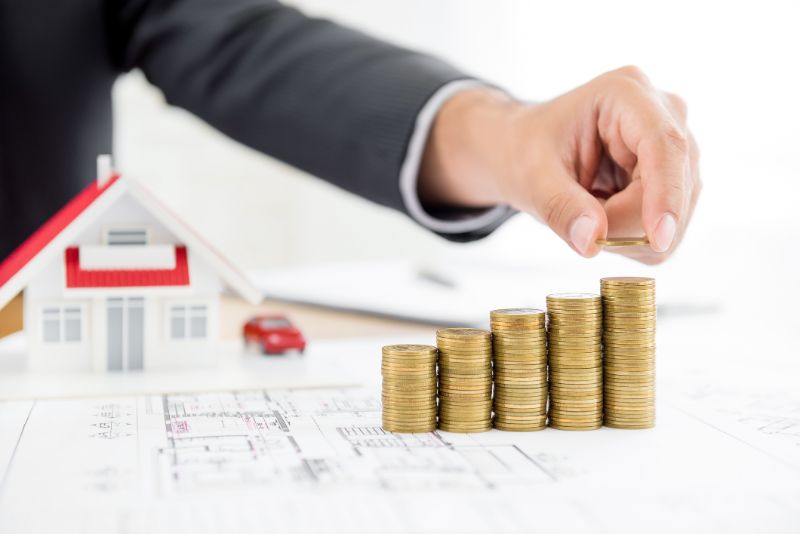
(1, 386, 798, 534)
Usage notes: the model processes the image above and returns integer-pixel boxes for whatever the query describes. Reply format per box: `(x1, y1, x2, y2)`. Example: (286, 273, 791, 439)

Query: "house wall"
(26, 260, 93, 372)
(24, 193, 227, 373)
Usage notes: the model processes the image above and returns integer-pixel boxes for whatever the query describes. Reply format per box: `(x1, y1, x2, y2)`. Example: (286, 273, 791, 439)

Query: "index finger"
(600, 81, 691, 253)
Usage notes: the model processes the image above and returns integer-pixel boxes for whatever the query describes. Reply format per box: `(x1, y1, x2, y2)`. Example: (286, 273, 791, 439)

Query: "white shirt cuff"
(399, 79, 512, 235)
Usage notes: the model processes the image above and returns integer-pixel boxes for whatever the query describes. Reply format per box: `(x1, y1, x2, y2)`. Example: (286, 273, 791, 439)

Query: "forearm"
(114, 0, 468, 212)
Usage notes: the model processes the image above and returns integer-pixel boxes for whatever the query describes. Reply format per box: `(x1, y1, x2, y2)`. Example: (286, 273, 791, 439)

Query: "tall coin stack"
(436, 328, 493, 433)
(490, 309, 548, 431)
(601, 277, 656, 429)
(546, 294, 603, 430)
(381, 344, 438, 433)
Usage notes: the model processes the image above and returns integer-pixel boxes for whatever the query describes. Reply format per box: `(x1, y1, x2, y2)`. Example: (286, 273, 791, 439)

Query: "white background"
(113, 0, 800, 282)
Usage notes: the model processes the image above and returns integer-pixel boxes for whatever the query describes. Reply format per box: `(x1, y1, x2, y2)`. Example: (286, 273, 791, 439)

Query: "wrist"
(419, 87, 518, 209)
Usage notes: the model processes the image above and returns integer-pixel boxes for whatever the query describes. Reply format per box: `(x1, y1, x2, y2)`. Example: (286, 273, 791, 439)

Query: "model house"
(0, 156, 261, 372)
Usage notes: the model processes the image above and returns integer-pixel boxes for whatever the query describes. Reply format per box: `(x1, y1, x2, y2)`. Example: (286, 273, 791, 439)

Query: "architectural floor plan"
(1, 385, 799, 534)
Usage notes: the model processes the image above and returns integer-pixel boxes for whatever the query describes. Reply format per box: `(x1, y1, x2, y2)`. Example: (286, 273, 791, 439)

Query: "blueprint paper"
(1, 386, 799, 534)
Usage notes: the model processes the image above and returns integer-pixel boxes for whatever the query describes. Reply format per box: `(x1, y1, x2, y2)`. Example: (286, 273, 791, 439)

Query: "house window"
(169, 305, 208, 340)
(106, 227, 148, 246)
(41, 306, 82, 343)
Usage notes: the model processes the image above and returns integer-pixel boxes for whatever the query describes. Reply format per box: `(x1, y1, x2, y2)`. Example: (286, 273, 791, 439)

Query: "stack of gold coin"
(381, 344, 438, 433)
(490, 309, 548, 431)
(436, 328, 493, 433)
(601, 277, 656, 429)
(546, 293, 603, 430)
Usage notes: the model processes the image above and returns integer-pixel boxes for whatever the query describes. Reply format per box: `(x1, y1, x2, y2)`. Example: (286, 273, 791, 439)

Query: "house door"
(106, 297, 145, 371)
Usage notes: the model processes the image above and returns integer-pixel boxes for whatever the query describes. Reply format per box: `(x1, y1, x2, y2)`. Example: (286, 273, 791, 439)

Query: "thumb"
(536, 168, 608, 257)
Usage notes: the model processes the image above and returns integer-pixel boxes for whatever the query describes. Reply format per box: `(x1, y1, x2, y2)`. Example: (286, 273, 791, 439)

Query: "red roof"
(0, 176, 120, 287)
(65, 246, 190, 288)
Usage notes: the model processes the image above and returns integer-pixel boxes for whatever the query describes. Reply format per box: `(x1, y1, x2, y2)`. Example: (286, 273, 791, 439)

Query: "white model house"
(0, 156, 261, 372)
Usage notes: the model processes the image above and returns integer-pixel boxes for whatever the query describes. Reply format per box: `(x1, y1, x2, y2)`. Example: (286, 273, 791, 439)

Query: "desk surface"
(0, 308, 799, 534)
(219, 295, 433, 340)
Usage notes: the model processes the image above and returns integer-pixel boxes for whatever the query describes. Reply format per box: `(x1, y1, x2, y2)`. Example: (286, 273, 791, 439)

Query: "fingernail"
(653, 214, 677, 252)
(569, 215, 597, 255)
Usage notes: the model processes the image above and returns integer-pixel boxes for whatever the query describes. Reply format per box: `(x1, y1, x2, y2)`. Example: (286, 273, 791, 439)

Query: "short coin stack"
(601, 277, 656, 429)
(436, 328, 493, 433)
(546, 293, 603, 430)
(490, 309, 548, 431)
(381, 344, 438, 433)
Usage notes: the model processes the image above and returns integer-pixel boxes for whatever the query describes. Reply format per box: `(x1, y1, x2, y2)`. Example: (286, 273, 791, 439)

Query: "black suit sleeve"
(111, 0, 499, 239)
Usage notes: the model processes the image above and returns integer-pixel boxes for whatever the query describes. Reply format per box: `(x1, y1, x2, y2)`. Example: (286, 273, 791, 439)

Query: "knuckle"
(615, 65, 649, 84)
(666, 92, 688, 117)
(543, 190, 574, 232)
(662, 125, 689, 154)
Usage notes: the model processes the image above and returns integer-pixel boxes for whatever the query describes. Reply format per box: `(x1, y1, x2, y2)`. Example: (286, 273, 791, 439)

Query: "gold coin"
(494, 401, 547, 409)
(601, 276, 655, 285)
(549, 426, 602, 432)
(381, 408, 438, 416)
(437, 347, 492, 355)
(437, 423, 492, 433)
(438, 403, 492, 411)
(492, 335, 547, 343)
(493, 423, 546, 432)
(381, 369, 435, 377)
(382, 423, 436, 433)
(492, 345, 547, 353)
(381, 351, 439, 364)
(382, 381, 437, 390)
(604, 392, 655, 399)
(494, 388, 548, 395)
(493, 391, 548, 399)
(549, 371, 602, 379)
(381, 391, 436, 400)
(604, 411, 656, 420)
(436, 328, 491, 340)
(381, 399, 437, 408)
(382, 343, 437, 354)
(490, 308, 546, 317)
(604, 419, 656, 427)
(603, 422, 655, 430)
(494, 396, 548, 405)
(549, 381, 602, 388)
(438, 365, 492, 375)
(551, 416, 603, 424)
(439, 396, 492, 403)
(494, 374, 547, 382)
(549, 392, 603, 400)
(491, 326, 544, 333)
(381, 368, 436, 376)
(494, 412, 547, 421)
(596, 237, 649, 247)
(382, 415, 437, 424)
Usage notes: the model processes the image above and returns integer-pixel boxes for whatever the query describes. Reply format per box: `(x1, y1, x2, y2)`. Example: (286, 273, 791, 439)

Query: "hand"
(419, 66, 701, 264)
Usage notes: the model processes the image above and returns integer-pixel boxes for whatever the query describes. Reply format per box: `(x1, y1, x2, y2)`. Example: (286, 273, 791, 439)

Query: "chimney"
(96, 154, 113, 186)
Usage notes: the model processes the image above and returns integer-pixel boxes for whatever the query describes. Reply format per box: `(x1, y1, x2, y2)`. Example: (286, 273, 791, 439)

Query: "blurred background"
(113, 0, 800, 316)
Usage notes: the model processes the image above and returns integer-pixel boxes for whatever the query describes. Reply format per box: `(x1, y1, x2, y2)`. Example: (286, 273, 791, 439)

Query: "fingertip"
(650, 213, 677, 252)
(569, 214, 597, 256)
(569, 209, 606, 257)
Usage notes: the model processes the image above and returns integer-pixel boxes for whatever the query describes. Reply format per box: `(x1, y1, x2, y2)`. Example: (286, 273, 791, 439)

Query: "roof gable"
(0, 176, 120, 289)
(0, 176, 261, 308)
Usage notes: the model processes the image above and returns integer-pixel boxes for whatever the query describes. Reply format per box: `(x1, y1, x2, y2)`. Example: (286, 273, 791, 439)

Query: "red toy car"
(243, 315, 306, 354)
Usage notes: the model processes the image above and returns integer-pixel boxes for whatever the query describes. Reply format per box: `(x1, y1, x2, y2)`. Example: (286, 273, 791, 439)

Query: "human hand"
(419, 66, 701, 264)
